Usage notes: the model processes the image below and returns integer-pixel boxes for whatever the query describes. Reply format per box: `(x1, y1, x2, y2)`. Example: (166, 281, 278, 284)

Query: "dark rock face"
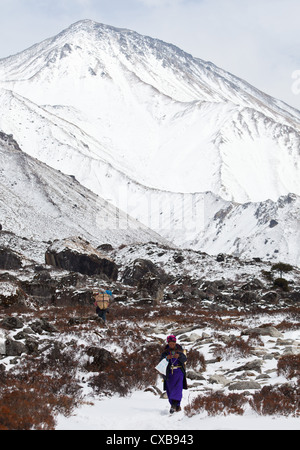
(46, 248, 118, 279)
(20, 272, 57, 301)
(121, 258, 171, 301)
(122, 258, 169, 286)
(45, 237, 118, 280)
(5, 338, 27, 357)
(0, 316, 24, 330)
(0, 247, 22, 270)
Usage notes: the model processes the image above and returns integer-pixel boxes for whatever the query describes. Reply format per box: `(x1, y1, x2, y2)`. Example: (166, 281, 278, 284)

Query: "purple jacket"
(160, 344, 188, 390)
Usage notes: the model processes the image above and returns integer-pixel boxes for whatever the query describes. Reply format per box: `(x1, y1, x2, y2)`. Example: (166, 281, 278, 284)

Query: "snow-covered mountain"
(0, 20, 299, 265)
(186, 191, 300, 265)
(0, 19, 299, 201)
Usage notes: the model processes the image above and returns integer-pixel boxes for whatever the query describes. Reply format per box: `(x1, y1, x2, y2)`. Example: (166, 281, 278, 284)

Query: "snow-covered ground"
(55, 389, 300, 430)
(54, 322, 300, 430)
(54, 305, 300, 430)
(2, 277, 299, 432)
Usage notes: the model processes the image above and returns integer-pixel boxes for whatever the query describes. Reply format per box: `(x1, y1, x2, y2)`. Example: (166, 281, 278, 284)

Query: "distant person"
(93, 289, 113, 324)
(160, 335, 187, 413)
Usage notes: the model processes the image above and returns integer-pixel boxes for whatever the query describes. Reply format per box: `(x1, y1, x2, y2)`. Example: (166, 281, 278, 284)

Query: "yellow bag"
(94, 292, 110, 310)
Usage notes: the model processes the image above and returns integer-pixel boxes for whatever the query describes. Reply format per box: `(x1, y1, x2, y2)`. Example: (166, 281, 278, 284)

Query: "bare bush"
(277, 354, 300, 381)
(186, 348, 206, 371)
(0, 342, 82, 430)
(213, 337, 253, 360)
(250, 384, 300, 417)
(185, 391, 247, 417)
(89, 345, 160, 397)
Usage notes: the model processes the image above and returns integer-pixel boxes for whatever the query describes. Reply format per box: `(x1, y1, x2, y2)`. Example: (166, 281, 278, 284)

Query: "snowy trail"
(55, 320, 300, 431)
(56, 391, 186, 430)
(55, 390, 300, 430)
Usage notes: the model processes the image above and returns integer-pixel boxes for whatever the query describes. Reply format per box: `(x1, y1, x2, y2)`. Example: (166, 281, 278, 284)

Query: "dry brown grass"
(0, 345, 82, 430)
(250, 384, 300, 417)
(185, 391, 247, 417)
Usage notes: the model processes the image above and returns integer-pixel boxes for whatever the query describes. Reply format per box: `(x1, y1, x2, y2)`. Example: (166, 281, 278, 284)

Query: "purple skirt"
(166, 367, 184, 406)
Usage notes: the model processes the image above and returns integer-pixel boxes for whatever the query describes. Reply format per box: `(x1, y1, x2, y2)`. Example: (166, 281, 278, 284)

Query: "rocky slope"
(0, 131, 167, 247)
(0, 235, 299, 428)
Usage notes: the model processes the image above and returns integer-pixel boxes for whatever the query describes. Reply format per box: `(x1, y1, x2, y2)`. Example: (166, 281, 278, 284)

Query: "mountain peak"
(59, 19, 118, 35)
(2, 19, 299, 121)
(0, 21, 299, 201)
(55, 19, 140, 44)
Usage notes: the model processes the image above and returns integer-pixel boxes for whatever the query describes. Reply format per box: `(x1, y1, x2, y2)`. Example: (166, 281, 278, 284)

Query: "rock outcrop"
(45, 237, 118, 280)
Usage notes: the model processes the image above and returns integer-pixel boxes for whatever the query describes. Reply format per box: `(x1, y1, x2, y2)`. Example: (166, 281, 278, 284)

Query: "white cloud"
(136, 0, 184, 6)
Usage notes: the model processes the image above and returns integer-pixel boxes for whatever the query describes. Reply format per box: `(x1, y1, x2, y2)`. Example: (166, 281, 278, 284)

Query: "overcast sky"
(0, 0, 299, 110)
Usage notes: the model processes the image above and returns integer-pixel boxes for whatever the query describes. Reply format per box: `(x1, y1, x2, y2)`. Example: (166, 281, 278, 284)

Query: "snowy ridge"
(187, 193, 300, 266)
(0, 132, 166, 247)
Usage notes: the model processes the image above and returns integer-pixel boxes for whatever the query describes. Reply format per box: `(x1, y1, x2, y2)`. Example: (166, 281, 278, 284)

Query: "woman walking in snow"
(160, 335, 187, 414)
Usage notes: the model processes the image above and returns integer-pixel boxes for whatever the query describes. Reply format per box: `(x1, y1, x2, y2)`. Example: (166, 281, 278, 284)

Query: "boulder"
(29, 318, 58, 334)
(208, 374, 231, 386)
(240, 291, 259, 305)
(184, 333, 202, 343)
(97, 244, 114, 252)
(136, 272, 165, 302)
(20, 271, 57, 301)
(228, 381, 261, 391)
(0, 282, 27, 307)
(261, 291, 279, 304)
(85, 347, 116, 372)
(5, 338, 27, 356)
(0, 247, 22, 270)
(122, 258, 170, 287)
(242, 326, 283, 338)
(226, 359, 263, 375)
(0, 316, 24, 330)
(186, 369, 206, 381)
(45, 237, 118, 280)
